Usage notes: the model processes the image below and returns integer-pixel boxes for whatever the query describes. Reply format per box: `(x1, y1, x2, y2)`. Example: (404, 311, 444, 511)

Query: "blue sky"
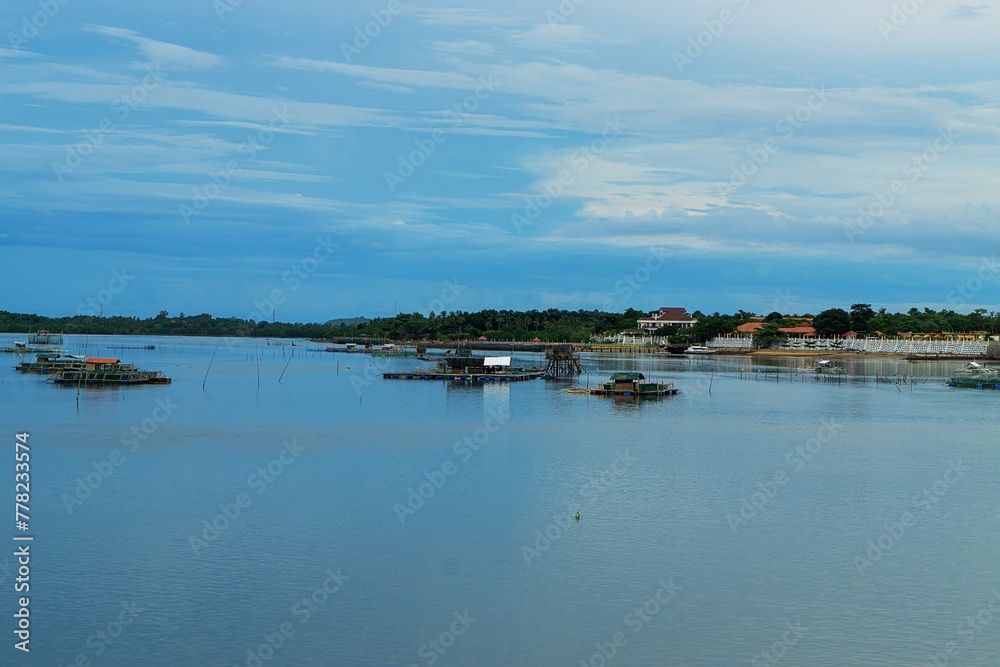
(1, 0, 998, 321)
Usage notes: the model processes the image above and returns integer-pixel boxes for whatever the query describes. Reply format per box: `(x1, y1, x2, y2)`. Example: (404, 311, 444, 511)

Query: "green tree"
(813, 308, 852, 336)
(850, 303, 875, 334)
(753, 322, 788, 348)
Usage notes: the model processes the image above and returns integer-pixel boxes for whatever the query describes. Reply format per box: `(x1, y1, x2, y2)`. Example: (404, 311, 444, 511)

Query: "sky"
(1, 0, 999, 321)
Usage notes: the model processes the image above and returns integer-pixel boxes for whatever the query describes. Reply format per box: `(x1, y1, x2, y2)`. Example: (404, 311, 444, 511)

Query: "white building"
(637, 307, 698, 331)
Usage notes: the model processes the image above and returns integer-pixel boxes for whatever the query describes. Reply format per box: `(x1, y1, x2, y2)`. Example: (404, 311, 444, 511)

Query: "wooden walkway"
(382, 370, 542, 384)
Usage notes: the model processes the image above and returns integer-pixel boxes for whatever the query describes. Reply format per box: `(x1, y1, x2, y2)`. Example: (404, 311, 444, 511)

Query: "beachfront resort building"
(637, 307, 698, 331)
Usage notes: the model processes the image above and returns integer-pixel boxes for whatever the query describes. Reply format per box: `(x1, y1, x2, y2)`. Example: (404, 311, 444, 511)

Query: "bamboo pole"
(203, 338, 222, 390)
(279, 349, 294, 383)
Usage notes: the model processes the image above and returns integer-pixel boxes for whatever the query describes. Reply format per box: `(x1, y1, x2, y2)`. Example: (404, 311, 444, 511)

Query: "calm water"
(1, 335, 999, 666)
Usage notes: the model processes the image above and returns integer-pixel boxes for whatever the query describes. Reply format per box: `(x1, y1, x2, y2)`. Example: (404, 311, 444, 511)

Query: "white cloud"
(88, 26, 224, 70)
(266, 56, 478, 89)
(0, 47, 38, 60)
(427, 40, 495, 56)
(946, 4, 991, 19)
(406, 7, 522, 28)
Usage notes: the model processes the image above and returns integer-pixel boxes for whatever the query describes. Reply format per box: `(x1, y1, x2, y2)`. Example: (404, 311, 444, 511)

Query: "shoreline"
(3, 332, 989, 361)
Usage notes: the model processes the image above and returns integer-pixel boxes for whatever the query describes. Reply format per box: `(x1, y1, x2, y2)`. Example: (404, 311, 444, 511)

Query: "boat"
(684, 345, 716, 355)
(48, 358, 172, 386)
(15, 352, 87, 374)
(798, 359, 846, 374)
(589, 372, 679, 397)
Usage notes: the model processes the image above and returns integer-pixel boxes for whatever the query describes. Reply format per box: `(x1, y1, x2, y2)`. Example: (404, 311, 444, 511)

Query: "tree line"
(2, 305, 998, 343)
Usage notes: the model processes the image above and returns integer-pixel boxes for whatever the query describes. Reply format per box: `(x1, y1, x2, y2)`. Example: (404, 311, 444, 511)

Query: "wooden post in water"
(203, 338, 222, 390)
(279, 350, 294, 383)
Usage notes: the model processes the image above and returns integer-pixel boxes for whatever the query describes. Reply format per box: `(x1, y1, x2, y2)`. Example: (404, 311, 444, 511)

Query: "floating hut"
(15, 352, 86, 374)
(28, 331, 63, 346)
(589, 372, 679, 397)
(49, 358, 171, 386)
(948, 363, 1000, 390)
(3, 332, 69, 354)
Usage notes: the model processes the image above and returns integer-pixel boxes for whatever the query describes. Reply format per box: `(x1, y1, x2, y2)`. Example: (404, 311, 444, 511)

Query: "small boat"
(589, 372, 679, 397)
(49, 358, 171, 386)
(684, 345, 716, 355)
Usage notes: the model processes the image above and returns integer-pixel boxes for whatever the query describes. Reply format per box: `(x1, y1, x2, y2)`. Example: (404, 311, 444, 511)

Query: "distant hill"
(324, 317, 371, 328)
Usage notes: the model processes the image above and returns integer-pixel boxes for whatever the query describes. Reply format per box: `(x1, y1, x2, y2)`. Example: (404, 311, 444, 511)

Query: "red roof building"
(637, 307, 698, 331)
(779, 326, 817, 338)
(734, 323, 817, 338)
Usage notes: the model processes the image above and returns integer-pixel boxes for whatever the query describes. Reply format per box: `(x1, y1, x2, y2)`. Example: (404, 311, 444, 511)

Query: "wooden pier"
(382, 370, 542, 384)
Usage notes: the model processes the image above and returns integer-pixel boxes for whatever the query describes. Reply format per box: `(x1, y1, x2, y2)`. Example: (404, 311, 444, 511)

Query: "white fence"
(707, 336, 989, 355)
